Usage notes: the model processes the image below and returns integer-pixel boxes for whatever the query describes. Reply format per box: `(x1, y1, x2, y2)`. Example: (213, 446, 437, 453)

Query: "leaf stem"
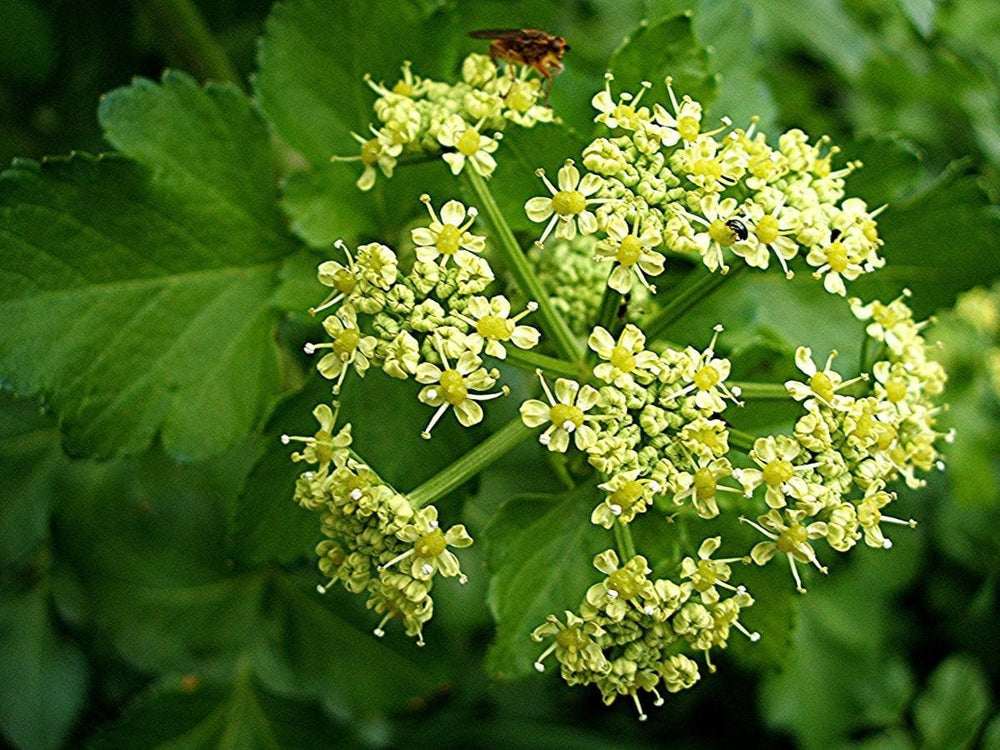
(594, 284, 623, 340)
(730, 382, 793, 400)
(727, 428, 756, 453)
(133, 0, 242, 86)
(505, 348, 589, 380)
(613, 520, 637, 561)
(408, 417, 534, 507)
(462, 170, 584, 366)
(642, 263, 747, 342)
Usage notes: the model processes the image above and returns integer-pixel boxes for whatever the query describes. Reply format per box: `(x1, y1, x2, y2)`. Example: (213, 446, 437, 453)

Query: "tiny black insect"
(726, 218, 749, 242)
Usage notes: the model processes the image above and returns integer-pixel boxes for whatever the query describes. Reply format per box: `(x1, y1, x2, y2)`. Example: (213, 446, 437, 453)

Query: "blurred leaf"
(844, 135, 925, 206)
(89, 674, 351, 750)
(485, 487, 606, 678)
(982, 713, 1000, 750)
(0, 393, 60, 566)
(694, 1, 778, 130)
(896, 0, 938, 38)
(754, 0, 877, 78)
(0, 0, 57, 86)
(259, 576, 443, 714)
(0, 584, 88, 750)
(608, 13, 715, 109)
(761, 536, 922, 749)
(725, 561, 797, 671)
(254, 0, 427, 166)
(913, 654, 992, 750)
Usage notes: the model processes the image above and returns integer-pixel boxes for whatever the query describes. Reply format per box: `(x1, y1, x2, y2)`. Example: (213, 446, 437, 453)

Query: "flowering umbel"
(290, 53, 949, 720)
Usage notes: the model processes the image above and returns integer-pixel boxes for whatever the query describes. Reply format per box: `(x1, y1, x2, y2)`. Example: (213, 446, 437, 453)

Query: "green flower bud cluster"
(283, 404, 472, 644)
(532, 545, 755, 720)
(520, 236, 652, 338)
(525, 75, 886, 295)
(340, 54, 555, 189)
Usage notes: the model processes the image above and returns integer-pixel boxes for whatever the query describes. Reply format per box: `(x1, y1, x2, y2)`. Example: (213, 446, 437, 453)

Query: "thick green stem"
(505, 348, 589, 381)
(408, 417, 533, 507)
(593, 284, 623, 340)
(642, 264, 747, 342)
(133, 0, 242, 86)
(462, 170, 584, 366)
(728, 428, 756, 453)
(613, 520, 637, 561)
(730, 382, 793, 400)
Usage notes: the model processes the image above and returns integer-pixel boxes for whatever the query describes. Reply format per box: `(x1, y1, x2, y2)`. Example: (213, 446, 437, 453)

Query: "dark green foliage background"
(1, 0, 999, 747)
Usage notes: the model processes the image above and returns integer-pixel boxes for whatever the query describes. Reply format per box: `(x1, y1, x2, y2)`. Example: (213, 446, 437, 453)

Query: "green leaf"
(0, 584, 88, 750)
(0, 393, 61, 566)
(98, 71, 291, 249)
(280, 163, 377, 248)
(88, 675, 349, 750)
(982, 713, 1000, 750)
(913, 654, 992, 750)
(259, 576, 443, 714)
(844, 135, 925, 206)
(254, 0, 428, 166)
(0, 151, 292, 459)
(851, 163, 1000, 318)
(485, 487, 607, 678)
(760, 536, 923, 749)
(608, 13, 715, 108)
(897, 0, 938, 38)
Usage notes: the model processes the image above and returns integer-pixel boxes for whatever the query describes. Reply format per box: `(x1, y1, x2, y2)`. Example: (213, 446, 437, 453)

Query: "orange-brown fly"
(468, 28, 569, 98)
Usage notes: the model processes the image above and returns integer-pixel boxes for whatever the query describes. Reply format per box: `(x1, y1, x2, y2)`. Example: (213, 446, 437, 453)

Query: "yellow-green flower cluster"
(283, 405, 472, 644)
(532, 545, 756, 719)
(343, 55, 555, 189)
(306, 194, 540, 438)
(525, 75, 886, 295)
(520, 324, 744, 528)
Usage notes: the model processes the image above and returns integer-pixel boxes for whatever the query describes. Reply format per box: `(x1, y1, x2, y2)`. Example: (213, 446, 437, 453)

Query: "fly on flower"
(468, 28, 569, 97)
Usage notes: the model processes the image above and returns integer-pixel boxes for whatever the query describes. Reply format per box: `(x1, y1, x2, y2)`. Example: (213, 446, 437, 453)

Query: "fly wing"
(468, 29, 525, 39)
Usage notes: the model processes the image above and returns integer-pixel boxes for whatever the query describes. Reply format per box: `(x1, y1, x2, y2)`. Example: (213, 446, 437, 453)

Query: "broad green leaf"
(692, 1, 779, 131)
(0, 584, 88, 750)
(485, 488, 607, 678)
(279, 164, 376, 248)
(54, 448, 269, 673)
(850, 164, 1000, 318)
(608, 13, 715, 110)
(0, 151, 291, 459)
(88, 675, 349, 750)
(913, 654, 992, 750)
(98, 71, 291, 248)
(254, 0, 427, 166)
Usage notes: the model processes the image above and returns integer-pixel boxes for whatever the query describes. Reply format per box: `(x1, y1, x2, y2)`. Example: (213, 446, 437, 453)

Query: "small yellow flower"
(411, 195, 486, 270)
(519, 370, 603, 453)
(525, 160, 609, 246)
(415, 335, 508, 438)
